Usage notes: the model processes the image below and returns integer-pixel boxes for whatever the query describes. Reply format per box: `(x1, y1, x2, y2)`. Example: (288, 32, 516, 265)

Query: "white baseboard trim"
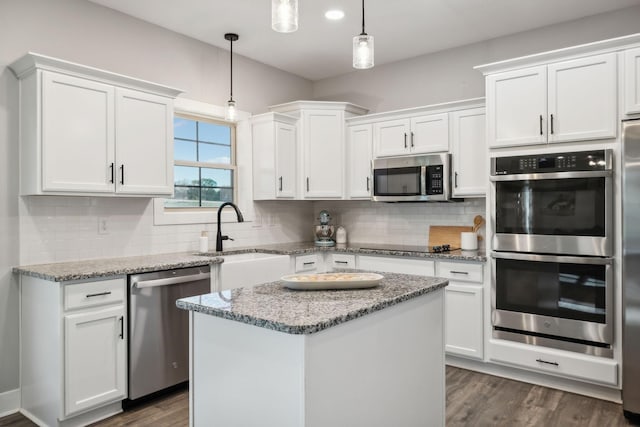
(0, 388, 20, 418)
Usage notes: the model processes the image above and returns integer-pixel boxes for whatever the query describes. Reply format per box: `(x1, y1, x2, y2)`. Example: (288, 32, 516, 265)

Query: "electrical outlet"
(98, 217, 109, 235)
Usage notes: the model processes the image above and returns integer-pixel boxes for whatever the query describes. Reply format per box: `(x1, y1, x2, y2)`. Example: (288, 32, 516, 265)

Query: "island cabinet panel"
(189, 289, 445, 427)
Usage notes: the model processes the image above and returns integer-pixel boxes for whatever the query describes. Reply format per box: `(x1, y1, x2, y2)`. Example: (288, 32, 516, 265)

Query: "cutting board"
(428, 225, 473, 248)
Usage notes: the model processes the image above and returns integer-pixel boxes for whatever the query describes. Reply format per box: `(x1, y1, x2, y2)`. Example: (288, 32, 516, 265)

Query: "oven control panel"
(492, 150, 610, 175)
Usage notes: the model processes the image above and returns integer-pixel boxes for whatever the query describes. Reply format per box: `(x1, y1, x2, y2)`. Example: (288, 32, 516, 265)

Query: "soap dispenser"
(336, 226, 347, 244)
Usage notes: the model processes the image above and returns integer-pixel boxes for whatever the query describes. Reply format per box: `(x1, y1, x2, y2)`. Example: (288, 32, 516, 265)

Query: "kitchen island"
(177, 271, 448, 427)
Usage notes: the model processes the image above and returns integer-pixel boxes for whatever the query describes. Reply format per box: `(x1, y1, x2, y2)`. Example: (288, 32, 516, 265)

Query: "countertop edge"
(176, 279, 448, 335)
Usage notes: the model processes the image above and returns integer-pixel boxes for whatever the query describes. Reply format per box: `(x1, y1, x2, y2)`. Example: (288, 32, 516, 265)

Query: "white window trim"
(153, 98, 254, 226)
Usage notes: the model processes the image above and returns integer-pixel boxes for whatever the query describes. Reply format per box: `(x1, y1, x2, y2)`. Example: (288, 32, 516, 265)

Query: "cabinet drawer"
(436, 261, 483, 283)
(64, 278, 126, 311)
(358, 255, 435, 276)
(489, 339, 618, 386)
(329, 254, 356, 269)
(295, 254, 321, 272)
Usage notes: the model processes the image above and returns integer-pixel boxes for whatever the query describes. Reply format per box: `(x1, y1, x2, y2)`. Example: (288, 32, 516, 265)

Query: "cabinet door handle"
(536, 358, 559, 367)
(550, 114, 554, 135)
(109, 163, 115, 184)
(366, 176, 370, 191)
(454, 172, 458, 188)
(410, 131, 415, 148)
(306, 177, 310, 192)
(449, 270, 468, 275)
(303, 261, 315, 266)
(404, 133, 408, 149)
(279, 176, 283, 192)
(86, 291, 112, 298)
(539, 115, 543, 135)
(335, 260, 349, 265)
(119, 316, 124, 339)
(120, 165, 125, 185)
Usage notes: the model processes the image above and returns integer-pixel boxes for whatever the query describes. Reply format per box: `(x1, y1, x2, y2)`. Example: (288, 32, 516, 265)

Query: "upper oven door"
(491, 171, 613, 256)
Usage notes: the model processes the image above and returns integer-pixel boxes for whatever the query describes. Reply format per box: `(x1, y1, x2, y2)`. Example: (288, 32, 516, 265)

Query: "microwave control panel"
(492, 150, 610, 175)
(426, 165, 444, 195)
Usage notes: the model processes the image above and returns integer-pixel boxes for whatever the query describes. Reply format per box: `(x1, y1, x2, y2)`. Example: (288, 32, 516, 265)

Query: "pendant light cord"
(229, 37, 233, 101)
(361, 0, 366, 36)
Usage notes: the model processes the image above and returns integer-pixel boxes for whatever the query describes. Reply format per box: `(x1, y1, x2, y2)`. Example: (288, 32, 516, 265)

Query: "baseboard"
(446, 355, 622, 403)
(0, 388, 20, 418)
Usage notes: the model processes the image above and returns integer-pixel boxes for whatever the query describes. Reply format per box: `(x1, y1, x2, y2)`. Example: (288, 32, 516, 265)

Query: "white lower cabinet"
(20, 275, 127, 426)
(64, 305, 126, 416)
(437, 261, 484, 360)
(294, 253, 324, 273)
(328, 253, 356, 269)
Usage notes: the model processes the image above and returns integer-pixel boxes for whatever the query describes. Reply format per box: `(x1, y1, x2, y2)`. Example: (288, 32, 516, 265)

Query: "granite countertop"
(13, 241, 485, 282)
(202, 241, 487, 262)
(13, 253, 223, 282)
(176, 271, 448, 335)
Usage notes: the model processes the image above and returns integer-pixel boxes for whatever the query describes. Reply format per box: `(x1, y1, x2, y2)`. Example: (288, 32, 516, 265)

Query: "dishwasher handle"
(133, 272, 211, 289)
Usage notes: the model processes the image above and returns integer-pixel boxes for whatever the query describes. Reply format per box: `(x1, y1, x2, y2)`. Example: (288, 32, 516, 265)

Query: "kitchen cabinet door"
(373, 118, 411, 157)
(64, 305, 126, 416)
(410, 113, 449, 154)
(625, 47, 640, 115)
(445, 283, 483, 360)
(347, 124, 372, 199)
(547, 53, 617, 143)
(275, 121, 297, 198)
(41, 71, 116, 193)
(486, 66, 547, 148)
(115, 88, 174, 195)
(450, 107, 486, 197)
(303, 109, 344, 198)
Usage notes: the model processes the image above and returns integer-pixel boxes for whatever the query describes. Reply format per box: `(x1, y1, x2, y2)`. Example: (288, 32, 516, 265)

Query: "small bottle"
(336, 226, 347, 244)
(199, 231, 209, 253)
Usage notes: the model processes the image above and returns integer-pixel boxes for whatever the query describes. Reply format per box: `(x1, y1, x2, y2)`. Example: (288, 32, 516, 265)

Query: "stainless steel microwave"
(372, 154, 452, 202)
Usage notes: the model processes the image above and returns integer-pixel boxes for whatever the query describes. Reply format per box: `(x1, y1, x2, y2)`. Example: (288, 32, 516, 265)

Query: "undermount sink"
(217, 252, 290, 290)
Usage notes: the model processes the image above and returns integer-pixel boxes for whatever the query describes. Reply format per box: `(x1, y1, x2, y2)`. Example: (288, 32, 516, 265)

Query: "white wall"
(0, 0, 315, 397)
(313, 5, 640, 112)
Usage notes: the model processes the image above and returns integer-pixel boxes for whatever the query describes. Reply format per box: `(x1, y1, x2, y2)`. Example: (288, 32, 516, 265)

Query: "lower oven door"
(491, 252, 613, 348)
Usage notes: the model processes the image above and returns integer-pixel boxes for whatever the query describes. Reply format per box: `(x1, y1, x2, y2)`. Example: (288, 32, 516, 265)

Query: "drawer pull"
(536, 358, 559, 367)
(86, 291, 112, 298)
(449, 271, 469, 275)
(303, 261, 315, 266)
(335, 261, 349, 264)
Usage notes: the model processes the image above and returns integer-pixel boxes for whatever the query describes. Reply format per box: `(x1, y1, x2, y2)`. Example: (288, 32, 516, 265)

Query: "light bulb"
(353, 34, 374, 69)
(272, 0, 298, 33)
(225, 99, 237, 122)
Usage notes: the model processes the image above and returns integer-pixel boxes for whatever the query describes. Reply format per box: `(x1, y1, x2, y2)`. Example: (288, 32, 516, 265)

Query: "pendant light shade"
(353, 0, 374, 69)
(272, 0, 298, 33)
(224, 33, 239, 122)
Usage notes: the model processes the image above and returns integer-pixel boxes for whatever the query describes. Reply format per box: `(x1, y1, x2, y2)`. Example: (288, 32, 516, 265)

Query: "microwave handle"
(420, 166, 427, 196)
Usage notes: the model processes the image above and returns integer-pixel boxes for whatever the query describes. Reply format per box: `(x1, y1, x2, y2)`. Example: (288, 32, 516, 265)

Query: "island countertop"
(176, 271, 448, 335)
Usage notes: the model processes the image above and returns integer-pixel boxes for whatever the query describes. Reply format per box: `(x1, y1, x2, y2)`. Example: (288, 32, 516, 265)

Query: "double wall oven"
(490, 149, 614, 357)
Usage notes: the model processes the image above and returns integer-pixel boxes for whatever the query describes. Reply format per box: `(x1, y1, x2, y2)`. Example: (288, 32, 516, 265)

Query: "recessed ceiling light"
(325, 9, 345, 20)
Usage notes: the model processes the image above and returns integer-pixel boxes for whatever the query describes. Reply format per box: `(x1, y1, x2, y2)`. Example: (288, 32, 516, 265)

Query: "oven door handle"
(491, 251, 613, 265)
(490, 170, 612, 181)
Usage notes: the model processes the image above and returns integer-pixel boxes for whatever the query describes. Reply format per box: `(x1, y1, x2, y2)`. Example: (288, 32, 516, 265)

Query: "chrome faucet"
(216, 202, 244, 251)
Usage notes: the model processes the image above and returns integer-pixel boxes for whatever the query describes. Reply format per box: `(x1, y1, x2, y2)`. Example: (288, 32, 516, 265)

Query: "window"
(166, 114, 236, 208)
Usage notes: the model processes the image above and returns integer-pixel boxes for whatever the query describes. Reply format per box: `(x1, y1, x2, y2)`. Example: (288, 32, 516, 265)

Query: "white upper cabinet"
(9, 53, 182, 196)
(251, 112, 298, 199)
(267, 101, 368, 200)
(450, 107, 486, 197)
(485, 53, 617, 148)
(625, 46, 640, 115)
(346, 123, 373, 199)
(547, 54, 617, 143)
(374, 112, 449, 157)
(486, 66, 547, 148)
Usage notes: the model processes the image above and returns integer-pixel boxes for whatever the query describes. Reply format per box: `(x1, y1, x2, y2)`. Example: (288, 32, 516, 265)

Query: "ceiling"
(87, 0, 640, 81)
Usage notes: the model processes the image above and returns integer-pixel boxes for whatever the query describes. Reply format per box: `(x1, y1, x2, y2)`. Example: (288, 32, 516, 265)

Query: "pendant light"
(353, 0, 374, 69)
(224, 33, 239, 122)
(272, 0, 298, 33)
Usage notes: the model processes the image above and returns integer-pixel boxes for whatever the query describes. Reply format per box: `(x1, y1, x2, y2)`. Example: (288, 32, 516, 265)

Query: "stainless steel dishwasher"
(127, 265, 210, 401)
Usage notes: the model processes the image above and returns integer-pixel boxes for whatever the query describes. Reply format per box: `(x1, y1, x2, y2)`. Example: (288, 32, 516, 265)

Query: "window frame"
(153, 98, 251, 226)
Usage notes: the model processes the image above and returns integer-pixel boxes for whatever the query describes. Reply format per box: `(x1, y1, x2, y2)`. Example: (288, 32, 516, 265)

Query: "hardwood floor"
(2, 367, 638, 426)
